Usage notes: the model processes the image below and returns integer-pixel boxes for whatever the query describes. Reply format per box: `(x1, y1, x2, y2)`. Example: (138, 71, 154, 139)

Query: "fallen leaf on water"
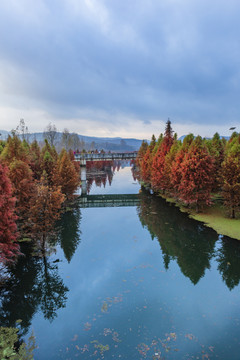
(84, 322, 92, 331)
(185, 333, 194, 340)
(101, 301, 108, 312)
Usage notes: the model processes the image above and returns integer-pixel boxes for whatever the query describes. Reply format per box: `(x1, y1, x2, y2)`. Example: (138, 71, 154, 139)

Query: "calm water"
(1, 164, 240, 359)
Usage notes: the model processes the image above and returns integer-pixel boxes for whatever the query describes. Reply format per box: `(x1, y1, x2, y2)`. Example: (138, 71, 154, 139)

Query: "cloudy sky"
(0, 0, 240, 139)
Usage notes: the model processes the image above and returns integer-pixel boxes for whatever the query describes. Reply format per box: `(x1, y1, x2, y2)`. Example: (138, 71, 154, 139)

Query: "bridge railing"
(74, 152, 138, 161)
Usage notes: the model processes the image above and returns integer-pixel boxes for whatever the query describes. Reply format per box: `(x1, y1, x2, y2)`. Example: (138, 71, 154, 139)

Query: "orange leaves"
(0, 161, 19, 264)
(53, 149, 79, 199)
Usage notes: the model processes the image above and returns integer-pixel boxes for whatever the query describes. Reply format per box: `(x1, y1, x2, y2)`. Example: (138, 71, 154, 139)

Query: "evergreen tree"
(0, 134, 29, 165)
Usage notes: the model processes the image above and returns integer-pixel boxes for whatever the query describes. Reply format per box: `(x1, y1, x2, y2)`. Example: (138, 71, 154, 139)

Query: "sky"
(0, 0, 240, 140)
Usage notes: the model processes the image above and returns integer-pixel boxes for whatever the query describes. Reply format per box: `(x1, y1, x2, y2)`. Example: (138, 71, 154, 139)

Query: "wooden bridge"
(78, 194, 140, 208)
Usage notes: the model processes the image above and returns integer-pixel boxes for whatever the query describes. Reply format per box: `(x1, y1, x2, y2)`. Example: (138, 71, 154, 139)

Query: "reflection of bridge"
(78, 194, 140, 208)
(74, 152, 138, 196)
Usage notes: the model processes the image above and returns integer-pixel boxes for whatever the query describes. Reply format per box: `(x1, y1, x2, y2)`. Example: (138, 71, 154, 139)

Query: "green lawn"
(189, 204, 240, 241)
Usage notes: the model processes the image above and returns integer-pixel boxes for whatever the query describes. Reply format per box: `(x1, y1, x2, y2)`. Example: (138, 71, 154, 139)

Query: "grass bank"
(160, 194, 240, 241)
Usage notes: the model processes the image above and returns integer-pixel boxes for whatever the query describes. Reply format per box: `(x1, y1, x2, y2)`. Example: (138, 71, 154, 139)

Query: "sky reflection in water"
(1, 164, 240, 359)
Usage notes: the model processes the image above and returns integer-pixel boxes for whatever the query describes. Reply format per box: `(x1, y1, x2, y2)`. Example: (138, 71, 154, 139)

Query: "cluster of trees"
(137, 120, 240, 218)
(44, 124, 90, 152)
(0, 132, 80, 264)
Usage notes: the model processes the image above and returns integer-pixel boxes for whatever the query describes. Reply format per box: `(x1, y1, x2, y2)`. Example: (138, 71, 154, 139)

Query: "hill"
(0, 130, 145, 151)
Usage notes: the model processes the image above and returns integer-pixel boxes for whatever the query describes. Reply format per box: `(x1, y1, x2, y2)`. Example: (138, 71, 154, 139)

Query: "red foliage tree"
(170, 134, 194, 196)
(136, 140, 148, 169)
(141, 135, 156, 184)
(28, 174, 65, 252)
(221, 140, 240, 218)
(53, 149, 79, 199)
(178, 136, 214, 212)
(8, 159, 35, 220)
(0, 162, 19, 264)
(151, 120, 174, 192)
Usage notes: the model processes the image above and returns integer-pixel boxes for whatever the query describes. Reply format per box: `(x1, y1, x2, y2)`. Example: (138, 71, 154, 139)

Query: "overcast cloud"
(0, 0, 239, 139)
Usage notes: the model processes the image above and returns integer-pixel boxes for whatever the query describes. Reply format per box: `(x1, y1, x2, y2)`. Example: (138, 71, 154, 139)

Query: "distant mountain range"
(178, 135, 230, 141)
(1, 130, 231, 151)
(0, 130, 146, 151)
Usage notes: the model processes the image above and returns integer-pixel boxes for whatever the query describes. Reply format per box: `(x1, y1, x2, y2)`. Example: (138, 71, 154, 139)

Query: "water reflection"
(85, 160, 114, 193)
(56, 204, 82, 263)
(217, 236, 240, 290)
(138, 188, 217, 285)
(0, 244, 68, 337)
(1, 165, 240, 359)
(85, 160, 132, 194)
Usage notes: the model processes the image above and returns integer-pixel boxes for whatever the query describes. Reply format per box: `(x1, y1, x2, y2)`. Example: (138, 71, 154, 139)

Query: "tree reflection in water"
(85, 160, 128, 193)
(56, 203, 82, 263)
(217, 236, 240, 290)
(0, 243, 68, 339)
(138, 188, 220, 285)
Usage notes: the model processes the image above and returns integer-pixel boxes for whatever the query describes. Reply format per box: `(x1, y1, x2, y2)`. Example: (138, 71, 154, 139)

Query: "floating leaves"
(101, 301, 108, 313)
(91, 340, 109, 355)
(137, 343, 150, 358)
(101, 294, 123, 314)
(84, 322, 92, 331)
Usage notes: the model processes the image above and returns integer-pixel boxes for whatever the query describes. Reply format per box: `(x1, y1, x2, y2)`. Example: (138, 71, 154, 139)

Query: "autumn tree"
(8, 159, 35, 221)
(0, 140, 6, 154)
(162, 139, 181, 194)
(151, 120, 174, 192)
(0, 162, 19, 264)
(221, 138, 240, 218)
(178, 136, 214, 212)
(141, 135, 156, 184)
(29, 140, 42, 180)
(170, 134, 194, 197)
(206, 133, 225, 192)
(68, 149, 80, 174)
(0, 133, 29, 165)
(28, 174, 65, 253)
(40, 139, 58, 185)
(53, 149, 79, 199)
(136, 140, 148, 169)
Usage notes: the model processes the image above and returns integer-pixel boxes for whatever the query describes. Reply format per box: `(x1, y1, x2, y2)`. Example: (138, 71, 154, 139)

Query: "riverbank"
(159, 193, 240, 241)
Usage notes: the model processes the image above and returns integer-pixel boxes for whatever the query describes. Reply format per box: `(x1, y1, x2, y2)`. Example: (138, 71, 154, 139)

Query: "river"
(1, 162, 240, 359)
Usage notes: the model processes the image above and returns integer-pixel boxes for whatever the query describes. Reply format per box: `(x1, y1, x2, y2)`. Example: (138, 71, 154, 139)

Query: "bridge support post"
(80, 160, 87, 196)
